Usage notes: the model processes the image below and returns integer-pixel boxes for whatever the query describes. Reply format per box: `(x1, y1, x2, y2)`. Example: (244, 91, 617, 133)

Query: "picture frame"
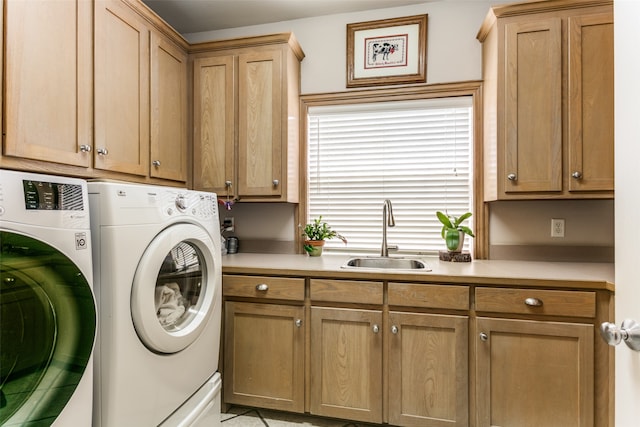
(347, 14, 428, 88)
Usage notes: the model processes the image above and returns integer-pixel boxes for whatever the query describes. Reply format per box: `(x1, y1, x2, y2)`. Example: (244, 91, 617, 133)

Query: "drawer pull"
(256, 283, 269, 291)
(295, 319, 302, 328)
(479, 332, 488, 342)
(524, 297, 543, 307)
(372, 324, 380, 334)
(391, 325, 399, 335)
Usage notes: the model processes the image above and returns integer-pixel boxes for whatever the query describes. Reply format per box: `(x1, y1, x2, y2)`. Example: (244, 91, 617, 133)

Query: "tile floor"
(221, 406, 381, 427)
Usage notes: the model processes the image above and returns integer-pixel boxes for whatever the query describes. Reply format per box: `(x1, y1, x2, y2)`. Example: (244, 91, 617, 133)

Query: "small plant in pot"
(436, 211, 475, 253)
(302, 216, 347, 256)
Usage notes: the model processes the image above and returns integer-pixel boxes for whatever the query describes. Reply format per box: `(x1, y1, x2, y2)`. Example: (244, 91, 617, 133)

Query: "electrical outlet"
(551, 218, 565, 238)
(223, 217, 234, 232)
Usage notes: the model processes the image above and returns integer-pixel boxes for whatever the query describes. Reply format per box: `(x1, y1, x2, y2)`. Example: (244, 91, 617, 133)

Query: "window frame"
(297, 81, 487, 258)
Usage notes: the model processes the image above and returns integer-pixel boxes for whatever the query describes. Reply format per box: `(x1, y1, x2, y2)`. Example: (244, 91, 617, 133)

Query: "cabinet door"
(476, 317, 594, 427)
(567, 12, 614, 193)
(193, 55, 236, 194)
(4, 0, 92, 167)
(388, 312, 469, 427)
(224, 301, 304, 412)
(238, 50, 283, 198)
(503, 18, 562, 194)
(94, 0, 149, 176)
(310, 307, 382, 424)
(150, 32, 187, 182)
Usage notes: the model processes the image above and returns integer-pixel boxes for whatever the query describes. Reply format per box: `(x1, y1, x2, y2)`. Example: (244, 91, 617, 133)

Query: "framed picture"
(347, 14, 428, 88)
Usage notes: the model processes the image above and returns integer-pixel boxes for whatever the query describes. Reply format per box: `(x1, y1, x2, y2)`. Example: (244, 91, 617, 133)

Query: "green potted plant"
(436, 211, 475, 252)
(302, 216, 347, 256)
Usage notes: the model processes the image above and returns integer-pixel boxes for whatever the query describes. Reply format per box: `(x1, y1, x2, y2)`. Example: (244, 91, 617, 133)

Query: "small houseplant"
(436, 211, 475, 252)
(302, 216, 347, 256)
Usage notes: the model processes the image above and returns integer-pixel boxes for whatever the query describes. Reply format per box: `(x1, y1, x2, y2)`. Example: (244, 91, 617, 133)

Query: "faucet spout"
(381, 199, 395, 257)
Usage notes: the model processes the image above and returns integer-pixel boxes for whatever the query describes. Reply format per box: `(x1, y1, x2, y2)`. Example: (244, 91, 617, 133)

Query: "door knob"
(600, 319, 640, 351)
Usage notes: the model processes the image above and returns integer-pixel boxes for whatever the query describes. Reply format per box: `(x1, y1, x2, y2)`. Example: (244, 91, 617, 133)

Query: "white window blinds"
(307, 97, 473, 254)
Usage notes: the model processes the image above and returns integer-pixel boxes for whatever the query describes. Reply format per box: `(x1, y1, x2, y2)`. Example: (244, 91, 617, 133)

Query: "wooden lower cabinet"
(476, 317, 594, 427)
(309, 307, 383, 423)
(223, 301, 305, 412)
(388, 312, 469, 427)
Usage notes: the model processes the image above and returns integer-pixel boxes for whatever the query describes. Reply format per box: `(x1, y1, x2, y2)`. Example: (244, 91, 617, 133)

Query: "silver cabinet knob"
(391, 325, 399, 335)
(152, 160, 161, 167)
(256, 283, 269, 291)
(272, 179, 279, 186)
(96, 148, 108, 155)
(225, 181, 232, 187)
(479, 332, 489, 342)
(507, 173, 517, 181)
(600, 319, 640, 351)
(79, 144, 92, 153)
(295, 319, 302, 328)
(572, 171, 583, 179)
(372, 324, 380, 334)
(524, 297, 543, 307)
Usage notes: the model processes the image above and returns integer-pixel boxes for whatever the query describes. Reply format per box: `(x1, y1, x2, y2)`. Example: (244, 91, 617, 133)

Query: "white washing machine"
(0, 170, 96, 426)
(88, 181, 222, 427)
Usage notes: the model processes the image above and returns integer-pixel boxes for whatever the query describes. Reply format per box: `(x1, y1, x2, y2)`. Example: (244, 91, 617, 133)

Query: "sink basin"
(342, 257, 429, 270)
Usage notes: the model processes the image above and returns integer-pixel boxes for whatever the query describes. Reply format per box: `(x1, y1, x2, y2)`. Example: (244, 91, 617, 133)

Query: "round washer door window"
(131, 223, 218, 354)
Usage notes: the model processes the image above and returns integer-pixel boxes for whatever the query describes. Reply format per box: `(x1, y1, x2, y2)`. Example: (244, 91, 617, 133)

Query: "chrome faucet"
(381, 199, 396, 257)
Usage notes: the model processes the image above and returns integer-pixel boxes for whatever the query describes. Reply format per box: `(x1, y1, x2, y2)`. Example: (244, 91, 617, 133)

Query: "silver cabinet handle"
(273, 179, 279, 186)
(79, 144, 92, 153)
(391, 325, 398, 335)
(600, 319, 640, 351)
(295, 319, 302, 328)
(479, 332, 488, 341)
(96, 148, 108, 156)
(225, 181, 232, 187)
(372, 324, 380, 334)
(572, 171, 583, 179)
(507, 173, 517, 181)
(256, 283, 269, 291)
(524, 297, 543, 307)
(152, 160, 161, 167)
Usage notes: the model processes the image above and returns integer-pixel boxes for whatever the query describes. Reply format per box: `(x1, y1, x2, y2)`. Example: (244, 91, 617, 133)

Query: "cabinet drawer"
(475, 287, 596, 318)
(389, 282, 469, 310)
(223, 275, 304, 301)
(310, 279, 383, 305)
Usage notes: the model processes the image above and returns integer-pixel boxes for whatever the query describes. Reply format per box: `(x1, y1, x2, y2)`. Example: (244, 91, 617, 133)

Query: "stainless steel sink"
(342, 257, 429, 270)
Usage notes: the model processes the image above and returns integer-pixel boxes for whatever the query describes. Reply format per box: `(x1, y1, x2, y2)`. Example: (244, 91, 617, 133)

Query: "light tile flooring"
(221, 406, 381, 427)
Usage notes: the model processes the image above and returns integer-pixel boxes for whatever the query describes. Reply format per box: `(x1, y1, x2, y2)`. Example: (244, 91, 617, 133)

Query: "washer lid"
(131, 223, 219, 354)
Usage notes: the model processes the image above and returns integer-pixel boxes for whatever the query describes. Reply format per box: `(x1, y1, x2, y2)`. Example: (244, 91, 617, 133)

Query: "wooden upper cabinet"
(479, 0, 614, 200)
(191, 34, 304, 202)
(567, 12, 614, 193)
(192, 55, 236, 194)
(94, 0, 150, 176)
(150, 32, 188, 182)
(3, 0, 93, 167)
(504, 18, 563, 194)
(238, 49, 283, 198)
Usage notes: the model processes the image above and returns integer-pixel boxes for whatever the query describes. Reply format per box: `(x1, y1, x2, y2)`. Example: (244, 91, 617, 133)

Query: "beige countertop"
(222, 253, 615, 291)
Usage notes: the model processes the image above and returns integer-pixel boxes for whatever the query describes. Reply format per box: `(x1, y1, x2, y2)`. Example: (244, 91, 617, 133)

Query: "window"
(307, 96, 473, 255)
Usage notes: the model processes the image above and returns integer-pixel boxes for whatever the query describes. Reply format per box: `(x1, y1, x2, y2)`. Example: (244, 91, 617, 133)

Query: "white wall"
(614, 1, 640, 425)
(186, 1, 502, 94)
(191, 1, 614, 255)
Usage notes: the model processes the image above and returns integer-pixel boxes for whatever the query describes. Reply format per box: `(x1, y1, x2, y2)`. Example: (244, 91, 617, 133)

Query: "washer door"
(131, 223, 218, 354)
(0, 230, 96, 426)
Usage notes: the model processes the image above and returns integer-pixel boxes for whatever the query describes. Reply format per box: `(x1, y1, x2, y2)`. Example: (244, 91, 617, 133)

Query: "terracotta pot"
(304, 240, 325, 256)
